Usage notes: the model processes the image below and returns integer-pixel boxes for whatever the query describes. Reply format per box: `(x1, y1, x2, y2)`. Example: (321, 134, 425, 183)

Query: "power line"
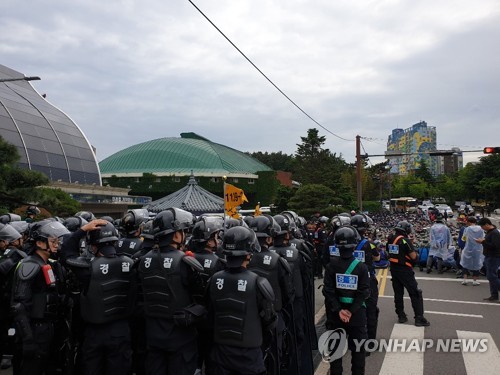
(187, 0, 354, 142)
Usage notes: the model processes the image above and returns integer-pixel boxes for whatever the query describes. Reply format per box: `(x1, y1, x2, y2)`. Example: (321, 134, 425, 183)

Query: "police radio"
(42, 264, 56, 286)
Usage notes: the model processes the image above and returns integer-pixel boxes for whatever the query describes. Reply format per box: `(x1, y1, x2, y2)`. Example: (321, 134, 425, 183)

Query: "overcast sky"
(1, 0, 499, 165)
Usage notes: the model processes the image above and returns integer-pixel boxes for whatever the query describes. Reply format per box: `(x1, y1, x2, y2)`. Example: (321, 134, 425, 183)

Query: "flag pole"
(222, 175, 227, 229)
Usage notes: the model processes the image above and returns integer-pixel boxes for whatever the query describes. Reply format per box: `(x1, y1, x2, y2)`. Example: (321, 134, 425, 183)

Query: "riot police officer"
(138, 208, 204, 375)
(271, 214, 314, 375)
(189, 216, 225, 287)
(248, 215, 294, 373)
(207, 226, 277, 375)
(117, 209, 149, 256)
(188, 216, 225, 374)
(60, 219, 137, 375)
(323, 226, 370, 375)
(0, 223, 25, 370)
(313, 216, 329, 279)
(322, 215, 351, 267)
(11, 219, 69, 375)
(388, 221, 430, 327)
(350, 214, 380, 346)
(24, 206, 40, 223)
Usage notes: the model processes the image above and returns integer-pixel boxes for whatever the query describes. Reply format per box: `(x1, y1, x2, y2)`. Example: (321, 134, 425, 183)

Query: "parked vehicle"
(435, 204, 454, 218)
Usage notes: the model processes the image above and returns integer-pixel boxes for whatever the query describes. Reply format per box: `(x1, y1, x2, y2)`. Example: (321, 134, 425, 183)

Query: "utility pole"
(356, 135, 362, 211)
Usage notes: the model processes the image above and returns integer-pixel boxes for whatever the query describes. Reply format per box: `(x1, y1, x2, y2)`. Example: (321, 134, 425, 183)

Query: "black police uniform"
(271, 240, 314, 375)
(116, 236, 143, 257)
(355, 238, 380, 342)
(11, 253, 63, 375)
(208, 265, 276, 375)
(192, 248, 225, 374)
(138, 246, 203, 375)
(0, 247, 26, 370)
(61, 229, 137, 375)
(387, 232, 427, 324)
(248, 244, 294, 372)
(313, 225, 327, 278)
(323, 252, 370, 375)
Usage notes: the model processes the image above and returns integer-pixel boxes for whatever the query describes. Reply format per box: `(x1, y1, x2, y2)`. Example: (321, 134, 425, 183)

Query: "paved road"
(313, 268, 500, 375)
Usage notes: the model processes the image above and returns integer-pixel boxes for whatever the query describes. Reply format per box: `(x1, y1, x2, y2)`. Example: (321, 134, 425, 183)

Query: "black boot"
(415, 316, 430, 327)
(398, 313, 408, 324)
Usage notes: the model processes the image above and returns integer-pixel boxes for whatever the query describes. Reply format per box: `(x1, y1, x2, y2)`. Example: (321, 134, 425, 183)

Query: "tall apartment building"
(386, 121, 462, 176)
(387, 121, 437, 176)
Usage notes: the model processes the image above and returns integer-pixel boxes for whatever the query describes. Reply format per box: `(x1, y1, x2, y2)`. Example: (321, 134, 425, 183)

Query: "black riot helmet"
(141, 219, 155, 240)
(64, 216, 88, 232)
(331, 215, 351, 229)
(350, 214, 368, 233)
(250, 215, 280, 238)
(100, 216, 114, 223)
(26, 206, 40, 216)
(242, 215, 254, 228)
(318, 216, 329, 225)
(0, 223, 22, 243)
(31, 219, 70, 242)
(222, 226, 260, 257)
(121, 208, 149, 235)
(191, 217, 223, 244)
(224, 217, 246, 230)
(0, 213, 21, 224)
(75, 211, 96, 222)
(334, 225, 360, 259)
(272, 214, 290, 236)
(153, 208, 194, 239)
(334, 225, 360, 250)
(281, 211, 299, 237)
(10, 221, 30, 236)
(395, 221, 413, 236)
(88, 222, 119, 245)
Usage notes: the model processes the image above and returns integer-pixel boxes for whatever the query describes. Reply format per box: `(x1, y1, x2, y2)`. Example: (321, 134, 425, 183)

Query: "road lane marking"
(379, 323, 425, 375)
(426, 311, 483, 318)
(379, 295, 500, 306)
(379, 267, 389, 296)
(376, 268, 383, 283)
(457, 331, 500, 374)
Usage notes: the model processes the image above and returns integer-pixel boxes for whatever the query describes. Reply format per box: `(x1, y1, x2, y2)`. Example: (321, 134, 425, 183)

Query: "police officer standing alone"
(323, 225, 370, 375)
(138, 208, 204, 375)
(60, 219, 137, 375)
(11, 219, 70, 375)
(207, 226, 277, 375)
(388, 221, 430, 326)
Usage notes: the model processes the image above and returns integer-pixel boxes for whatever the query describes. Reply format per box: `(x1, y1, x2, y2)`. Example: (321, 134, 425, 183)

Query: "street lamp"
(0, 76, 40, 83)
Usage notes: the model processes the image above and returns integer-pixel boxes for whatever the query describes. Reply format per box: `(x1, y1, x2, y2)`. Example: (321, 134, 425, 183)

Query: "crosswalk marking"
(379, 294, 500, 307)
(378, 323, 425, 375)
(457, 331, 500, 374)
(426, 310, 483, 318)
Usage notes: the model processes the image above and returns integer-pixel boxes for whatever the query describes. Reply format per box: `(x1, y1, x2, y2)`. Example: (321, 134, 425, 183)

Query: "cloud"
(1, 0, 499, 165)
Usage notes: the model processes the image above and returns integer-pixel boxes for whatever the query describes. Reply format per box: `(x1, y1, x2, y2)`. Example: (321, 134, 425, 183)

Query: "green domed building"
(99, 132, 277, 207)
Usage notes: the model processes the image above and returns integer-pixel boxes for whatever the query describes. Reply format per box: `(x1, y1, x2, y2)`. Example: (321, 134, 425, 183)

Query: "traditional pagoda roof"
(143, 172, 224, 215)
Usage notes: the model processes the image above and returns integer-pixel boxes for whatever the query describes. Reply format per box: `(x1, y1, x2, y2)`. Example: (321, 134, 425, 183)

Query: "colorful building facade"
(386, 121, 438, 176)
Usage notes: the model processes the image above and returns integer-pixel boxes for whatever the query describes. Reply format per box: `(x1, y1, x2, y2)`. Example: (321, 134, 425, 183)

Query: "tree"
(287, 183, 336, 217)
(248, 151, 295, 172)
(293, 128, 350, 192)
(35, 187, 81, 217)
(0, 135, 80, 215)
(414, 159, 435, 184)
